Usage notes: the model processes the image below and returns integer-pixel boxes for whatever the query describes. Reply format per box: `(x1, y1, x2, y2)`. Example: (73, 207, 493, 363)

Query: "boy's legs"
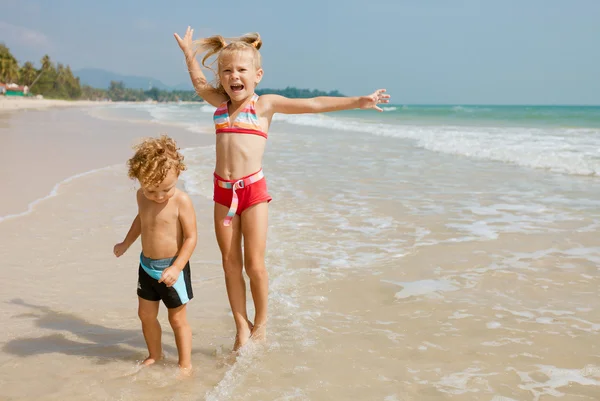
(214, 203, 252, 350)
(138, 297, 162, 365)
(168, 304, 192, 371)
(241, 202, 269, 342)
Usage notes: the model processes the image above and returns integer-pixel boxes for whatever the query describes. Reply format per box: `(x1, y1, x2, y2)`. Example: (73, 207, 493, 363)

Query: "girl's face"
(219, 50, 263, 102)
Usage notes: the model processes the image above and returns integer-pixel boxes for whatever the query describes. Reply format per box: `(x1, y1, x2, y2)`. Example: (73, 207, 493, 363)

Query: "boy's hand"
(174, 26, 195, 58)
(159, 266, 180, 287)
(113, 242, 128, 257)
(359, 89, 390, 112)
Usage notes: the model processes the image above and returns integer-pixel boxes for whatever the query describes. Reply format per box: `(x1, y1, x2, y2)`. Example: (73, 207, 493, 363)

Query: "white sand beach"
(0, 97, 101, 112)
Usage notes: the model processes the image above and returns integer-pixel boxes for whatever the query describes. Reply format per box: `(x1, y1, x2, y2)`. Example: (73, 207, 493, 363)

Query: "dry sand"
(0, 97, 101, 112)
(0, 107, 210, 218)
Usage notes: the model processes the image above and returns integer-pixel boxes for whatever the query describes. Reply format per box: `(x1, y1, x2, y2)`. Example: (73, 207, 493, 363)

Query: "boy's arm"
(122, 215, 141, 247)
(114, 214, 141, 257)
(170, 192, 198, 271)
(114, 190, 143, 257)
(174, 27, 228, 107)
(123, 189, 143, 247)
(261, 89, 390, 115)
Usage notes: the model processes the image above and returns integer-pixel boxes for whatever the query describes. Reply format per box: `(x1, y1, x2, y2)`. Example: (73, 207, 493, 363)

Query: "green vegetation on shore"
(82, 82, 345, 102)
(82, 81, 202, 102)
(256, 87, 343, 98)
(1, 44, 82, 99)
(1, 44, 344, 101)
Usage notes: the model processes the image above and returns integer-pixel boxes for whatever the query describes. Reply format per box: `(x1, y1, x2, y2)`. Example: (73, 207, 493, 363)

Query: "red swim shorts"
(213, 170, 272, 216)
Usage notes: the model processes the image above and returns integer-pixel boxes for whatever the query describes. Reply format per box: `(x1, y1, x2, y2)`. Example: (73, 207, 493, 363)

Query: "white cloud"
(0, 21, 50, 48)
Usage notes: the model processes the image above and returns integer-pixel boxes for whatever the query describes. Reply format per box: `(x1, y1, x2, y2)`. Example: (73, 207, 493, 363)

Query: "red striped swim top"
(213, 94, 267, 138)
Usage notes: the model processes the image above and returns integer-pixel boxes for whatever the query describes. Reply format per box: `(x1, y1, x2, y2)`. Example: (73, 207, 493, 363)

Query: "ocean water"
(27, 103, 600, 399)
(99, 103, 600, 176)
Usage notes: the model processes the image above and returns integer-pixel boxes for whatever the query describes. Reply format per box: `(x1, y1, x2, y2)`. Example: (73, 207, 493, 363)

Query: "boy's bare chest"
(140, 202, 179, 230)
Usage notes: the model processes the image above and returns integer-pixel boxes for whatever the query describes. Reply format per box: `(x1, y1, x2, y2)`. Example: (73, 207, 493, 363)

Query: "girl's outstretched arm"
(174, 27, 227, 107)
(262, 89, 390, 115)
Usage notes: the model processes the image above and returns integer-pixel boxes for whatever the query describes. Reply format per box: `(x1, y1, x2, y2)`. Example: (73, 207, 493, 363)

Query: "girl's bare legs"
(168, 304, 192, 372)
(138, 297, 162, 365)
(214, 203, 253, 350)
(241, 202, 269, 342)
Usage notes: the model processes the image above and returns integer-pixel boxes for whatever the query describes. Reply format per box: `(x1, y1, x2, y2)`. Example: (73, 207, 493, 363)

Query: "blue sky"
(2, 0, 599, 105)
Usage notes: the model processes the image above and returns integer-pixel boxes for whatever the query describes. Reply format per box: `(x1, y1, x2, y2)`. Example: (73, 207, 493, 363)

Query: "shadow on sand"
(3, 298, 184, 364)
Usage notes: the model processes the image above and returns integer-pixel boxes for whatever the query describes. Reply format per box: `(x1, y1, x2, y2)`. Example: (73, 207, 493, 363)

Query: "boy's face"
(142, 168, 178, 204)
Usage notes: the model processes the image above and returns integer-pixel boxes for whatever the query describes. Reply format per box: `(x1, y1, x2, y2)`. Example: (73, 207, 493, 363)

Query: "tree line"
(1, 44, 81, 99)
(84, 81, 345, 102)
(82, 81, 203, 102)
(1, 44, 344, 102)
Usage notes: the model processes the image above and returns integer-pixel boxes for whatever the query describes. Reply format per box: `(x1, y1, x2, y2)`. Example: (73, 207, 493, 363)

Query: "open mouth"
(230, 84, 244, 92)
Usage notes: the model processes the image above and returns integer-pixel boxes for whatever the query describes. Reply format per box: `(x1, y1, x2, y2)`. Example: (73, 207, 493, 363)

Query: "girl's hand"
(359, 89, 391, 112)
(174, 26, 195, 58)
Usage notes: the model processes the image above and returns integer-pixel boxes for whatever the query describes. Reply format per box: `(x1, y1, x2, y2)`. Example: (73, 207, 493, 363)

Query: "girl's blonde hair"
(193, 32, 262, 95)
(127, 134, 186, 188)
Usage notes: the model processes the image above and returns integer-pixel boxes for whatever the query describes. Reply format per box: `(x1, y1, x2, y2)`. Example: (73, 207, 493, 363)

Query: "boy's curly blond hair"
(127, 135, 186, 188)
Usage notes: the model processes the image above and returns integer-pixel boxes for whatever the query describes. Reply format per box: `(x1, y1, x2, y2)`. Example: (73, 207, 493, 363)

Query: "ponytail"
(193, 35, 228, 69)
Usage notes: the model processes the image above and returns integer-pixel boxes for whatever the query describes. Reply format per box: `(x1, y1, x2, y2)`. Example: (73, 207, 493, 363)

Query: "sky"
(1, 0, 599, 105)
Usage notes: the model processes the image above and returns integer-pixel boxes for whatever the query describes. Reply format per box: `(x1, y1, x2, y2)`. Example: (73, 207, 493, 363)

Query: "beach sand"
(0, 97, 101, 112)
(0, 106, 241, 400)
(0, 108, 207, 218)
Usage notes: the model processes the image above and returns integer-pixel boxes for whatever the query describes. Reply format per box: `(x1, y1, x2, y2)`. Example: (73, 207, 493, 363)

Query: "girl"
(174, 26, 390, 351)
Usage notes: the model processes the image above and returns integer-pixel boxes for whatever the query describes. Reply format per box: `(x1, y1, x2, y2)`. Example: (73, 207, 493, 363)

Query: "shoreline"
(0, 97, 206, 113)
(0, 107, 214, 218)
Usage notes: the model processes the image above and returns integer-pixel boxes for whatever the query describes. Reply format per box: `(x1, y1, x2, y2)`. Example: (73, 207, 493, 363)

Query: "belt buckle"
(235, 179, 245, 189)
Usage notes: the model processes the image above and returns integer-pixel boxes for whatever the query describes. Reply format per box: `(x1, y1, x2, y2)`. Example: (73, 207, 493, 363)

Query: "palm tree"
(41, 54, 52, 71)
(33, 54, 57, 95)
(0, 44, 20, 83)
(0, 44, 8, 56)
(0, 58, 19, 83)
(19, 62, 38, 86)
(64, 65, 81, 98)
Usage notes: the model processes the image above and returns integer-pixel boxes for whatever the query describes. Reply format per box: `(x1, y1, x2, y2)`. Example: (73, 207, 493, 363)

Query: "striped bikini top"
(213, 94, 267, 139)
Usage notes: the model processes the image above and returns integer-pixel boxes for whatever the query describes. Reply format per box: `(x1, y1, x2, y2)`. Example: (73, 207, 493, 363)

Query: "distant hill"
(74, 68, 191, 91)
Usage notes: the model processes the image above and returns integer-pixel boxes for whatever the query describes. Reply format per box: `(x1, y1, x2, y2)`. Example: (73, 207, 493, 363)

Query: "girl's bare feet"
(250, 323, 266, 343)
(178, 365, 193, 378)
(233, 320, 254, 351)
(141, 355, 161, 366)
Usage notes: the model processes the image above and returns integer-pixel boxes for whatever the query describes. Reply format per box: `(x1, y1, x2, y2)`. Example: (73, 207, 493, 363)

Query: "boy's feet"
(233, 320, 254, 351)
